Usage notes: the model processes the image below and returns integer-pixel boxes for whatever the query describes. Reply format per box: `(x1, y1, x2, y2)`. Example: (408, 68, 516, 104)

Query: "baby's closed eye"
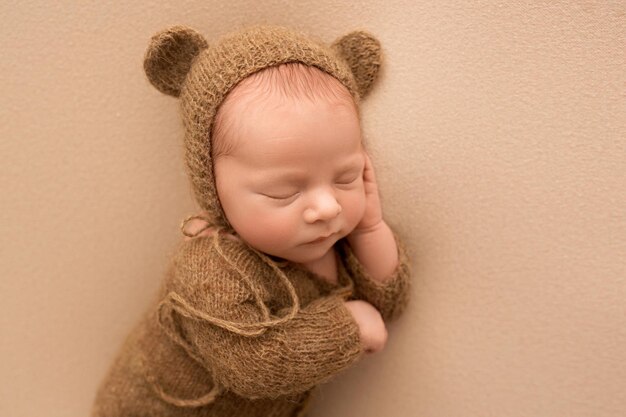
(259, 175, 361, 200)
(261, 191, 301, 200)
(335, 173, 360, 185)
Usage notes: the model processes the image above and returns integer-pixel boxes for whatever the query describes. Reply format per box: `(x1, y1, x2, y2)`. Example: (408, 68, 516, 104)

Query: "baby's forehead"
(212, 63, 360, 159)
(226, 63, 356, 112)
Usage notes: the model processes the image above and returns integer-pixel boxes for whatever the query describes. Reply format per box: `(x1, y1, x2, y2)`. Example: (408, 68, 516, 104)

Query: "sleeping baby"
(92, 25, 411, 417)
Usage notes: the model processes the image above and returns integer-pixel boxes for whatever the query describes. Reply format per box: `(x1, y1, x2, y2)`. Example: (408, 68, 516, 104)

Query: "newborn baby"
(92, 25, 411, 417)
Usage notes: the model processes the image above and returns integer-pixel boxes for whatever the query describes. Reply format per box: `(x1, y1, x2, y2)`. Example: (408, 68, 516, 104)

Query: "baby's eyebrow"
(338, 161, 363, 172)
(338, 155, 365, 171)
(258, 169, 355, 186)
(253, 156, 364, 184)
(254, 170, 308, 185)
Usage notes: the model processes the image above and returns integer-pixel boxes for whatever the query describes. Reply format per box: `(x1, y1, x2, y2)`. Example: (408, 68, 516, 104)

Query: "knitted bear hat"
(144, 25, 382, 230)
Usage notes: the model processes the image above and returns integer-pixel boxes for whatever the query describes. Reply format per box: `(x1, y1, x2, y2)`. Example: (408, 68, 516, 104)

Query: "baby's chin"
(283, 248, 334, 265)
(283, 236, 346, 264)
(244, 228, 353, 264)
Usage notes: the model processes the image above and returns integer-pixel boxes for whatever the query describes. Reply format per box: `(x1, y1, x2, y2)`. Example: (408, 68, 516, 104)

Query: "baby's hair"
(211, 62, 358, 160)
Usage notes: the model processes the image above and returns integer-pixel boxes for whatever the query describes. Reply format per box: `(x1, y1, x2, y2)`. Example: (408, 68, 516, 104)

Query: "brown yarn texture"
(92, 230, 410, 417)
(92, 25, 410, 417)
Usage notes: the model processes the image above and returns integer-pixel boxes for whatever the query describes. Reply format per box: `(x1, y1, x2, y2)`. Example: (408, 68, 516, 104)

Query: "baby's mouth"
(306, 232, 338, 244)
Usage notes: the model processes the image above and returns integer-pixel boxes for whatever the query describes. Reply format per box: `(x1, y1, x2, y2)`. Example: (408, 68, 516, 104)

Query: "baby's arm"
(344, 152, 411, 320)
(348, 152, 399, 281)
(347, 220, 398, 283)
(181, 216, 388, 354)
(163, 235, 366, 399)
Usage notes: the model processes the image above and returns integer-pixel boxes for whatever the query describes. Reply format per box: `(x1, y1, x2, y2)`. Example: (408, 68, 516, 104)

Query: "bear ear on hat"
(144, 26, 208, 97)
(332, 31, 382, 99)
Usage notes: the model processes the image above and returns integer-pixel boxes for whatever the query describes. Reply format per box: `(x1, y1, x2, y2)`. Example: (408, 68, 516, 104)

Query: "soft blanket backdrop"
(1, 1, 624, 416)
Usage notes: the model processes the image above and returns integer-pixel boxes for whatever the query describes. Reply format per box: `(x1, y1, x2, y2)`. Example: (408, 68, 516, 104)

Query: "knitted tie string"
(140, 351, 224, 408)
(162, 216, 301, 337)
(151, 216, 303, 407)
(180, 213, 216, 238)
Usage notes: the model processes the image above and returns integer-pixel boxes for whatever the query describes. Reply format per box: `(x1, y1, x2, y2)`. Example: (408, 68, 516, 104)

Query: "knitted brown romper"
(91, 25, 411, 417)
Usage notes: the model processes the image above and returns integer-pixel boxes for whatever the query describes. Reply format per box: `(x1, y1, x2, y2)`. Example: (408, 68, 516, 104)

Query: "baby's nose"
(303, 191, 342, 223)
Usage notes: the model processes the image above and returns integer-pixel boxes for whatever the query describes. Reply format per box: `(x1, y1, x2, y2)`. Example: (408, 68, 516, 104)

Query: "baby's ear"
(332, 31, 382, 99)
(144, 26, 208, 97)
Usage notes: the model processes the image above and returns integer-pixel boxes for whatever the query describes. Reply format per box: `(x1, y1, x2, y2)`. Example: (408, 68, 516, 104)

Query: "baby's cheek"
(342, 191, 367, 229)
(246, 206, 298, 246)
(269, 217, 298, 243)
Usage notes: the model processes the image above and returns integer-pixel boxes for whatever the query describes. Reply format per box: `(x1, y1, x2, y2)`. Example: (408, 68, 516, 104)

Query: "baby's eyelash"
(263, 192, 300, 200)
(336, 175, 360, 185)
(260, 174, 360, 200)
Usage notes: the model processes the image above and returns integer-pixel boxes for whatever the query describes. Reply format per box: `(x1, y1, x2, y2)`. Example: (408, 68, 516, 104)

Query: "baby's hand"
(344, 300, 388, 354)
(353, 151, 384, 233)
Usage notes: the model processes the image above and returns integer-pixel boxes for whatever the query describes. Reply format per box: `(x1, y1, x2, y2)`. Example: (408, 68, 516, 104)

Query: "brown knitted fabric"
(92, 230, 411, 417)
(92, 25, 409, 417)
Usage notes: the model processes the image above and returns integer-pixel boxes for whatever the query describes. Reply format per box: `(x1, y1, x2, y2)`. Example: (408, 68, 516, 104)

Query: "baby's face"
(214, 97, 366, 264)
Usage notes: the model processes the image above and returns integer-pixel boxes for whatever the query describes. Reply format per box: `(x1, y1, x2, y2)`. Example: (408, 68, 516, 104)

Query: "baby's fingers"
(362, 151, 377, 185)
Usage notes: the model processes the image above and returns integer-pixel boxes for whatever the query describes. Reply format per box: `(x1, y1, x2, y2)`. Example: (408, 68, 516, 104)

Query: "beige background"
(1, 1, 625, 416)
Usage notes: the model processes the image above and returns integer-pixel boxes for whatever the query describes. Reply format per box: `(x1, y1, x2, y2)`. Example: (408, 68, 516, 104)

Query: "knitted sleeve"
(338, 228, 412, 321)
(160, 235, 364, 400)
